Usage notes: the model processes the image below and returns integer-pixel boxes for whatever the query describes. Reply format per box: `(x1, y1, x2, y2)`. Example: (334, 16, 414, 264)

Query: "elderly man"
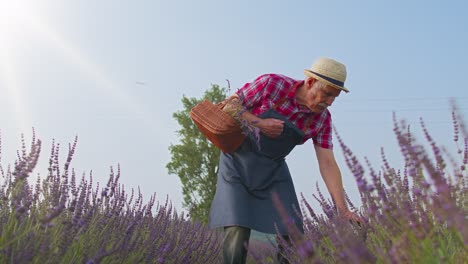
(208, 57, 361, 264)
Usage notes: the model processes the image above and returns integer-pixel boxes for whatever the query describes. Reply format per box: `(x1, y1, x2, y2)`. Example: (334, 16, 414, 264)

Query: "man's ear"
(306, 77, 316, 90)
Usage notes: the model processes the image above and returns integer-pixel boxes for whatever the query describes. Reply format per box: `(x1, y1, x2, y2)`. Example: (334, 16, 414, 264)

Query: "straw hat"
(304, 57, 349, 93)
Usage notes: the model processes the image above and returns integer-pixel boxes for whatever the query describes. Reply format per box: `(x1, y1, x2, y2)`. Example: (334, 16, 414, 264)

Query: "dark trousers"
(223, 226, 251, 264)
(223, 226, 290, 264)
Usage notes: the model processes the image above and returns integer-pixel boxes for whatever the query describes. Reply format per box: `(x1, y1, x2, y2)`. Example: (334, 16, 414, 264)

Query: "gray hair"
(306, 77, 328, 90)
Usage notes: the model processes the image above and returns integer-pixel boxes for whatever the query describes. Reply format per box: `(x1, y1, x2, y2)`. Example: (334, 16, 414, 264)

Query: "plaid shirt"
(236, 73, 333, 149)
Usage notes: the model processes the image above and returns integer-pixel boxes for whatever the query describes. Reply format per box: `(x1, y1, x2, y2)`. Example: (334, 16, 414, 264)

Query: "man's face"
(304, 79, 341, 113)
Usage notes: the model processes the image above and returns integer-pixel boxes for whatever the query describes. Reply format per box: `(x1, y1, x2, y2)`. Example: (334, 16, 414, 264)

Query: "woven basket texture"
(190, 100, 245, 153)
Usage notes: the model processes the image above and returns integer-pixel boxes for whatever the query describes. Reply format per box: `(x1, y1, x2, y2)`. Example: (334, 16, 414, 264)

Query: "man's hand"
(257, 118, 284, 138)
(342, 209, 364, 226)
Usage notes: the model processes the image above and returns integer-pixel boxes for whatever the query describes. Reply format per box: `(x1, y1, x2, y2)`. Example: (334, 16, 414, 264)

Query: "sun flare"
(0, 1, 31, 23)
(0, 1, 36, 133)
(0, 1, 148, 133)
(0, 1, 35, 47)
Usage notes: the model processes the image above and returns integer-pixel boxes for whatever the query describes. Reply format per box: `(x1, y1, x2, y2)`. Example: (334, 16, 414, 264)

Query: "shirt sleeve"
(312, 112, 333, 149)
(235, 74, 272, 109)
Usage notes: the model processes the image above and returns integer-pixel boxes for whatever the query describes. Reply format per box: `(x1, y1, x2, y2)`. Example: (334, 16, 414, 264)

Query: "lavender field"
(0, 110, 466, 263)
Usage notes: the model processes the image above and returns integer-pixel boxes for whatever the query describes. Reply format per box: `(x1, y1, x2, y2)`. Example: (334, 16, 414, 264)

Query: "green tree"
(167, 84, 228, 224)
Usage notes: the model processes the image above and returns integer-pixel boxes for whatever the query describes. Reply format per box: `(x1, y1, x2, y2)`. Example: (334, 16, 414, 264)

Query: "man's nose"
(326, 97, 335, 106)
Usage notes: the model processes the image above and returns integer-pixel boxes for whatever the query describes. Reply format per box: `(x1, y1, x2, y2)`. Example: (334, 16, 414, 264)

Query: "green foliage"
(167, 84, 228, 224)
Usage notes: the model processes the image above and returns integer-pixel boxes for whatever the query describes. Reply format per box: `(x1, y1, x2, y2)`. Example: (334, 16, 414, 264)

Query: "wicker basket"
(190, 100, 245, 153)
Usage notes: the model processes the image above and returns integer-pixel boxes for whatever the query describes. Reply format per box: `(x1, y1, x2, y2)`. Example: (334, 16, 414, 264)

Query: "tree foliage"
(167, 84, 228, 224)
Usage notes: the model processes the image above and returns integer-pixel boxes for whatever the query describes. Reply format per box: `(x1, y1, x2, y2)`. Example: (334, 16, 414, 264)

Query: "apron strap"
(269, 80, 314, 133)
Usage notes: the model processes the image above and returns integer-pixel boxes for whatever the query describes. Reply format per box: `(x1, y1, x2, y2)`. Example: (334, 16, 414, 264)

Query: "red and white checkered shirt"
(236, 73, 333, 149)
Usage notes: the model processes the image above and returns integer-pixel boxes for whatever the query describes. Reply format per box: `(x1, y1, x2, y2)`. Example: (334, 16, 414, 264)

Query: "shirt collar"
(289, 80, 314, 113)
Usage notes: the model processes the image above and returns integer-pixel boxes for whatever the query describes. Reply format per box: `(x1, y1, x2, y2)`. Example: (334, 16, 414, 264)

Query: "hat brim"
(304, 69, 349, 93)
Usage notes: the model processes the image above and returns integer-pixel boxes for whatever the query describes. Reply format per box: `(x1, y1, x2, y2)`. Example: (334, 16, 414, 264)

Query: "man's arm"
(314, 145, 361, 222)
(314, 145, 347, 211)
(226, 94, 284, 138)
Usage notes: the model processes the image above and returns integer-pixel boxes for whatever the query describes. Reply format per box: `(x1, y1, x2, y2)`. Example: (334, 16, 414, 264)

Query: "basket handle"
(216, 96, 238, 109)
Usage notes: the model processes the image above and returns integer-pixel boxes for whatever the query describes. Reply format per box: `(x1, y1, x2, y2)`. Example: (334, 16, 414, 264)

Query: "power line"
(336, 121, 459, 127)
(338, 96, 468, 102)
(335, 107, 468, 113)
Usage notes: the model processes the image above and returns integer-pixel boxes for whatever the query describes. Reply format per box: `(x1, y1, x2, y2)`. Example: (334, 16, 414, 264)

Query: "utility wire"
(338, 96, 468, 102)
(334, 108, 468, 113)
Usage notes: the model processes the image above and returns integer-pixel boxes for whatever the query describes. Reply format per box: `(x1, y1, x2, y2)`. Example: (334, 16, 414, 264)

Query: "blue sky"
(0, 0, 467, 213)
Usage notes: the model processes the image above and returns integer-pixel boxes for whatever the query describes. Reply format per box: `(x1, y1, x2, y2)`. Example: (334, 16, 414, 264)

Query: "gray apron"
(209, 105, 309, 235)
